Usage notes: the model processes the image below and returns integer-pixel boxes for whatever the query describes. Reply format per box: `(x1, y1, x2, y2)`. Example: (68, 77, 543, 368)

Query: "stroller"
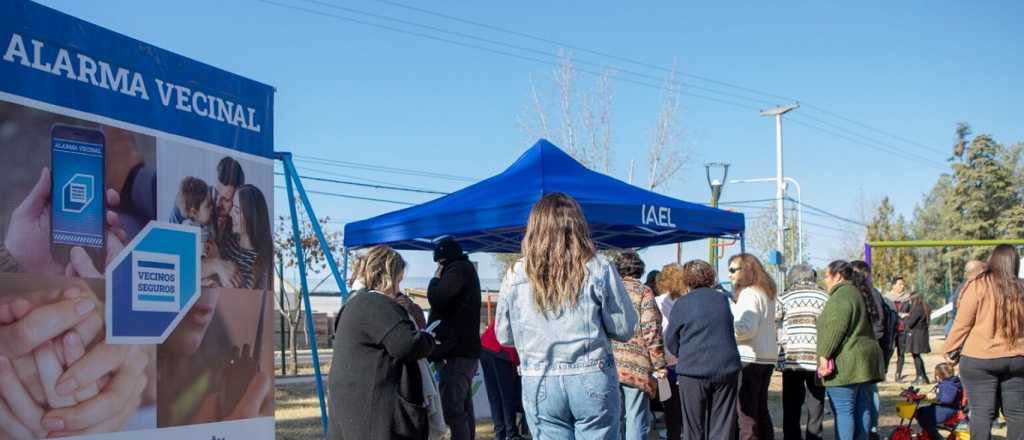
(889, 386, 969, 440)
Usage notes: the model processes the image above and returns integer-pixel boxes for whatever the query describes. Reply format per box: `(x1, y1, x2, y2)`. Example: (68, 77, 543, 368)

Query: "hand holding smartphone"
(50, 125, 106, 267)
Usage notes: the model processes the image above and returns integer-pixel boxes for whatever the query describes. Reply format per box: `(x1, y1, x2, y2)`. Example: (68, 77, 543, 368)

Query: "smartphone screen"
(50, 125, 106, 255)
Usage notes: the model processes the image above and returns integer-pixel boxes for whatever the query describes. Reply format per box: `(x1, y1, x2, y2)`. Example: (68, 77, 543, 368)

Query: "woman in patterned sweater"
(611, 251, 668, 440)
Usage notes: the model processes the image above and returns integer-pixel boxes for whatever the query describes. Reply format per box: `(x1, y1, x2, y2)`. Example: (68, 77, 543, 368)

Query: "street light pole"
(759, 103, 799, 267)
(705, 163, 731, 273)
(729, 176, 803, 263)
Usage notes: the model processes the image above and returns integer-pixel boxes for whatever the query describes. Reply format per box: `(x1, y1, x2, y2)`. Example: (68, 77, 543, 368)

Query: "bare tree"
(492, 252, 521, 279)
(836, 187, 872, 261)
(745, 206, 806, 269)
(647, 67, 687, 190)
(581, 72, 613, 173)
(273, 210, 343, 375)
(517, 74, 551, 141)
(557, 50, 579, 159)
(519, 51, 687, 188)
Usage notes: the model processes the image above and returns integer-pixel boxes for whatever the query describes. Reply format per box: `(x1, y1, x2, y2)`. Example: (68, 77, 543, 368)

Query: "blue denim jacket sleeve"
(495, 272, 515, 347)
(599, 262, 639, 342)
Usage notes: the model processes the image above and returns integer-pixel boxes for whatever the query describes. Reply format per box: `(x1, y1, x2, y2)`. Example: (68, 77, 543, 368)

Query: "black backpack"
(878, 298, 900, 355)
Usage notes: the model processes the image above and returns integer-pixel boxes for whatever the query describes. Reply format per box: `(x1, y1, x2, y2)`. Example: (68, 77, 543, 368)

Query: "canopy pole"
(343, 247, 349, 288)
(278, 151, 330, 436)
(282, 155, 348, 301)
(865, 242, 872, 271)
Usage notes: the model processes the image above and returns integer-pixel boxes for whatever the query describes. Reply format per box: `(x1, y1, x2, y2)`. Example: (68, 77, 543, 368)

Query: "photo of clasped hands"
(1, 167, 152, 439)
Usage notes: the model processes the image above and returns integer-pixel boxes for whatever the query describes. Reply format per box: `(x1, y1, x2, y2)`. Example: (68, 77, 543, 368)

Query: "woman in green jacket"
(816, 260, 884, 440)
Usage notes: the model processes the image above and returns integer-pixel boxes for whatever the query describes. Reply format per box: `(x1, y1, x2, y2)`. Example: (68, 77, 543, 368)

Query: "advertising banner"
(0, 1, 275, 438)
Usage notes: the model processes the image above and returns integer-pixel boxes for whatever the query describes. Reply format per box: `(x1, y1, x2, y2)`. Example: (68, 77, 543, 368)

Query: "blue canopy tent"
(344, 139, 745, 253)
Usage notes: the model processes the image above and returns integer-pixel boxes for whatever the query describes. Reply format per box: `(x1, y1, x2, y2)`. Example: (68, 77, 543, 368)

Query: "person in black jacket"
(904, 294, 931, 384)
(329, 245, 435, 440)
(665, 259, 742, 440)
(427, 237, 482, 440)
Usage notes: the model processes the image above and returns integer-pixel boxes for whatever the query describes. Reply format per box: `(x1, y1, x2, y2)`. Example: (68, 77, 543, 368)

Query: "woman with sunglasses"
(727, 253, 778, 440)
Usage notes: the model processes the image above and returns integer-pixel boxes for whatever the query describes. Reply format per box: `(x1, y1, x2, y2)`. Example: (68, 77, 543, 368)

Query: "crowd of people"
(327, 192, 1024, 440)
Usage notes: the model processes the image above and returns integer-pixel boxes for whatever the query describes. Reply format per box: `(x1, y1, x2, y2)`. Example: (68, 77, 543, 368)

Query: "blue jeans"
(521, 368, 621, 440)
(827, 383, 874, 440)
(619, 385, 650, 440)
(869, 383, 879, 434)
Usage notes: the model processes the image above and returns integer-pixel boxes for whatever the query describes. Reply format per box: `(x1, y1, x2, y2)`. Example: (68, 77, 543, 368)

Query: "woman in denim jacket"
(495, 193, 639, 440)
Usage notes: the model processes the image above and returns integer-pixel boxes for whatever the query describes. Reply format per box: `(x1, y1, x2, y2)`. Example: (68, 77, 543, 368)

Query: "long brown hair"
(981, 244, 1024, 346)
(909, 293, 930, 317)
(521, 193, 596, 313)
(729, 253, 776, 300)
(236, 185, 271, 288)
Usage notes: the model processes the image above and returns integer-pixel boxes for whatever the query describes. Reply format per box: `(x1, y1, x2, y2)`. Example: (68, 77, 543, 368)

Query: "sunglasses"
(728, 267, 741, 274)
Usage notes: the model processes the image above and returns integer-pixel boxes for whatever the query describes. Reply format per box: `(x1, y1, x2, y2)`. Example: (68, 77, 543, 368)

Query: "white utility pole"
(729, 177, 803, 263)
(759, 103, 799, 265)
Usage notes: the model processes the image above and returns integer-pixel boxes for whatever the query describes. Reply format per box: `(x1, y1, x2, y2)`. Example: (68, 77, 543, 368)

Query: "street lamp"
(759, 103, 799, 267)
(705, 162, 730, 274)
(728, 177, 803, 263)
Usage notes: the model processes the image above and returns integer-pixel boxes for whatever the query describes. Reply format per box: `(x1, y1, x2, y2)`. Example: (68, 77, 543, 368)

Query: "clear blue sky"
(37, 0, 1024, 283)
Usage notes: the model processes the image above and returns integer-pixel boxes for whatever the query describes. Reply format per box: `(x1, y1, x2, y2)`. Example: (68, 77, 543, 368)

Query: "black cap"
(433, 236, 464, 262)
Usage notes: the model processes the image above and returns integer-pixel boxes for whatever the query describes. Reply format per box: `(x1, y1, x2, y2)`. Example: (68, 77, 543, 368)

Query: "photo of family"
(154, 140, 275, 428)
(157, 145, 274, 291)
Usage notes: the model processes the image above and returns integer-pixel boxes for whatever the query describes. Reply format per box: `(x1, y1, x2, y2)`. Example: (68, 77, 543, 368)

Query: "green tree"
(997, 142, 1024, 238)
(866, 197, 916, 293)
(907, 126, 1024, 306)
(910, 175, 955, 300)
(943, 132, 1020, 265)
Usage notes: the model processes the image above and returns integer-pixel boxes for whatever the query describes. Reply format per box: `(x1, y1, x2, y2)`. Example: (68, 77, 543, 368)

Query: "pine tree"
(943, 134, 1019, 264)
(997, 142, 1024, 238)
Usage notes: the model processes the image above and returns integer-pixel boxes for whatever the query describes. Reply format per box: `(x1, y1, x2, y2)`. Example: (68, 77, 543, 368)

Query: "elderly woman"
(777, 264, 829, 440)
(610, 251, 668, 440)
(665, 259, 742, 440)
